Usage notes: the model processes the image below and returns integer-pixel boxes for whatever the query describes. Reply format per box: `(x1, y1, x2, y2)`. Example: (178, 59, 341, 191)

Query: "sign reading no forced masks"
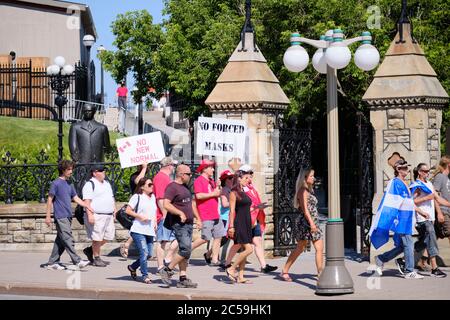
(196, 116, 247, 159)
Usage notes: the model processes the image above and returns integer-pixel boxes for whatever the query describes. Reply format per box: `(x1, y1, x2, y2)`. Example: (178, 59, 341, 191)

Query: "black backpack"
(74, 180, 95, 225)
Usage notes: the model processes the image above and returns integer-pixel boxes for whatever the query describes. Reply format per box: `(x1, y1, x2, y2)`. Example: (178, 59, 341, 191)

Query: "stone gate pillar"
(363, 22, 449, 260)
(205, 27, 290, 256)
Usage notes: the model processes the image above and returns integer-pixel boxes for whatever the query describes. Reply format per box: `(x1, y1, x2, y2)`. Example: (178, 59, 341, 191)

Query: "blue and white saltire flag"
(369, 178, 415, 249)
(409, 179, 433, 195)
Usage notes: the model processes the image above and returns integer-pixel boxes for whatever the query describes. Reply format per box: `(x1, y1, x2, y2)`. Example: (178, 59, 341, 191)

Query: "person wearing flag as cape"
(370, 158, 427, 279)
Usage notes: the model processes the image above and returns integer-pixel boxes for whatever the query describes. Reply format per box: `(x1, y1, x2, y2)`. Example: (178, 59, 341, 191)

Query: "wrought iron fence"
(0, 60, 89, 121)
(273, 119, 313, 256)
(0, 149, 203, 204)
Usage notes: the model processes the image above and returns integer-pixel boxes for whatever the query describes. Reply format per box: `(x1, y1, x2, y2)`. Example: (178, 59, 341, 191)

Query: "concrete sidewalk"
(0, 250, 449, 300)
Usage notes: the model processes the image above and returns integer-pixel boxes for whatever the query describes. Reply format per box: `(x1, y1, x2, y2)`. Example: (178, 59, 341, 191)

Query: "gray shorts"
(201, 219, 225, 241)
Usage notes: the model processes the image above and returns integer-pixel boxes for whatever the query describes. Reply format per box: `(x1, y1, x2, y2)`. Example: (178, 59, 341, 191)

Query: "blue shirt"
(220, 186, 231, 221)
(49, 178, 77, 219)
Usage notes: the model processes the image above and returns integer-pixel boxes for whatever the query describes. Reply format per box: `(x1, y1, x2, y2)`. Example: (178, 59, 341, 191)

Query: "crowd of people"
(43, 154, 450, 288)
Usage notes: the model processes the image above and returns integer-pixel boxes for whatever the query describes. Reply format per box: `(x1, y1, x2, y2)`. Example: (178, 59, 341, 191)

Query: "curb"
(0, 282, 281, 300)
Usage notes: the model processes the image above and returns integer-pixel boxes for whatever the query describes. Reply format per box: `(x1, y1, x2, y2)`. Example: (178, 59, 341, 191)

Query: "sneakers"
(404, 271, 424, 279)
(431, 268, 447, 278)
(83, 246, 94, 264)
(46, 263, 66, 270)
(92, 257, 107, 267)
(203, 252, 212, 265)
(395, 258, 406, 275)
(261, 264, 278, 273)
(374, 256, 384, 276)
(76, 260, 90, 269)
(177, 278, 198, 288)
(158, 267, 175, 286)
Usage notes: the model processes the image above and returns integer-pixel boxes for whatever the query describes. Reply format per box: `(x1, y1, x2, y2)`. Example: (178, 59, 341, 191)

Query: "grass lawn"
(0, 116, 121, 163)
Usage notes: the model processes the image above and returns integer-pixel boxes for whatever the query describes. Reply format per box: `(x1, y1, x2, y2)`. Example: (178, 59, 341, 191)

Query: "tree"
(99, 10, 164, 104)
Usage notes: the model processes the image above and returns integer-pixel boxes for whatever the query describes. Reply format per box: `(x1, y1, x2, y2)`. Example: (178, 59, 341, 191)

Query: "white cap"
(239, 164, 253, 173)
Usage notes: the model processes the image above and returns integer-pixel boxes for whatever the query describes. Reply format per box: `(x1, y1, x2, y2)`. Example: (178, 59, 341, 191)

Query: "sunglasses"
(420, 169, 430, 173)
(182, 172, 193, 176)
(146, 182, 153, 187)
(94, 169, 105, 173)
(397, 166, 409, 170)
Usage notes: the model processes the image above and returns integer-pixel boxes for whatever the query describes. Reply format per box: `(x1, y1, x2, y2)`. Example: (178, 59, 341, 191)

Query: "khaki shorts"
(84, 213, 115, 241)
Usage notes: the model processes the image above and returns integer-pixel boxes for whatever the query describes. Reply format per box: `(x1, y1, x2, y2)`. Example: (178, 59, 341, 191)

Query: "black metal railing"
(0, 149, 203, 204)
(0, 60, 89, 121)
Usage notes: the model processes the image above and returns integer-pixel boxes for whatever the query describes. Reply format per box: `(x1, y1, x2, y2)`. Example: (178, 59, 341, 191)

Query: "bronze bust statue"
(69, 103, 111, 163)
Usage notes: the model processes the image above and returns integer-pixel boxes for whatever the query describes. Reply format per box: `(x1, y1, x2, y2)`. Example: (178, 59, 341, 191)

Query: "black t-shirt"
(164, 182, 194, 226)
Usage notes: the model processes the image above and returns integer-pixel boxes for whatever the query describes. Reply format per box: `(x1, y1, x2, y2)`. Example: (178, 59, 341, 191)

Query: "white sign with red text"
(116, 132, 165, 168)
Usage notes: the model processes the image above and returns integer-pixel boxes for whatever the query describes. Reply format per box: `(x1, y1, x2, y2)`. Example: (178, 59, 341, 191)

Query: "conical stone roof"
(205, 32, 290, 111)
(363, 24, 448, 108)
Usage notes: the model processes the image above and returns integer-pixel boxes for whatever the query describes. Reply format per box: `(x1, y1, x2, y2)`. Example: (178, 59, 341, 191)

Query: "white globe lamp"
(283, 33, 309, 73)
(325, 29, 351, 69)
(354, 32, 380, 71)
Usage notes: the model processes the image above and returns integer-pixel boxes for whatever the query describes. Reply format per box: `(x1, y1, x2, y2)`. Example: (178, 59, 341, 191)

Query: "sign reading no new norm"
(116, 132, 165, 168)
(196, 116, 247, 159)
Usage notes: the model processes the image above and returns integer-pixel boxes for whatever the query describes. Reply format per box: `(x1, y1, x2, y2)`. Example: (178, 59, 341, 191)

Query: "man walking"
(191, 159, 224, 266)
(82, 164, 116, 267)
(159, 165, 200, 288)
(154, 157, 179, 272)
(45, 160, 91, 270)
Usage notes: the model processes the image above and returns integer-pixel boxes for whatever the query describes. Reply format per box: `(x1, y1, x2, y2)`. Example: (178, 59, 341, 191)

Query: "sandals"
(127, 265, 137, 280)
(237, 279, 253, 284)
(143, 277, 152, 284)
(279, 272, 293, 282)
(225, 268, 237, 282)
(120, 243, 129, 259)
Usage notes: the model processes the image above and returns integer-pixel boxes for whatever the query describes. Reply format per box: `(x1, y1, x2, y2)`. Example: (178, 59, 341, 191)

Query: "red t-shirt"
(153, 171, 171, 224)
(194, 175, 219, 221)
(117, 87, 128, 97)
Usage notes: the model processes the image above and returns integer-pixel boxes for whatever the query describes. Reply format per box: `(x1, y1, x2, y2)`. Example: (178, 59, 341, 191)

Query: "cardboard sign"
(196, 116, 247, 159)
(116, 132, 165, 168)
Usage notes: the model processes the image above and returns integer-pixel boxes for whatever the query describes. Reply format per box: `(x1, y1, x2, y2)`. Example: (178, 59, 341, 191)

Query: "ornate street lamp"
(283, 29, 379, 295)
(47, 56, 75, 162)
(82, 34, 96, 102)
(97, 45, 106, 105)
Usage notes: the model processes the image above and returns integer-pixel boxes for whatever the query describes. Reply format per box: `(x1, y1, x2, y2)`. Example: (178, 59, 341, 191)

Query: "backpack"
(74, 180, 95, 225)
(116, 195, 140, 230)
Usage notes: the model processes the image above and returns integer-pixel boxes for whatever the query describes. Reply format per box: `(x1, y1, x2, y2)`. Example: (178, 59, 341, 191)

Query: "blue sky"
(82, 0, 165, 105)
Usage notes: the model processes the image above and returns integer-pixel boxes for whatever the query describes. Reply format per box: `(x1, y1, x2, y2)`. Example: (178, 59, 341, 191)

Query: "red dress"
(244, 184, 266, 233)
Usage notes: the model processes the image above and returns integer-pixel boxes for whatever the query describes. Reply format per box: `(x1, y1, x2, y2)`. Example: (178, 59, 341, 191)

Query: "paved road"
(0, 251, 449, 300)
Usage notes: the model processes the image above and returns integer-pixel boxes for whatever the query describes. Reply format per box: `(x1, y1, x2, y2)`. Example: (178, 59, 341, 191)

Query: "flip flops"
(237, 279, 253, 284)
(225, 268, 237, 282)
(120, 243, 129, 258)
(127, 265, 137, 280)
(279, 272, 293, 282)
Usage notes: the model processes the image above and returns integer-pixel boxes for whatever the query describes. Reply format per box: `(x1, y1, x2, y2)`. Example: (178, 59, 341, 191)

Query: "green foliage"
(105, 0, 449, 130)
(100, 10, 165, 103)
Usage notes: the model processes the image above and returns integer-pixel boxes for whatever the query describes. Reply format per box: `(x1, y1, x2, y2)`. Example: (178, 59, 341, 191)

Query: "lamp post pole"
(283, 29, 380, 295)
(83, 35, 96, 102)
(97, 45, 106, 105)
(47, 57, 75, 162)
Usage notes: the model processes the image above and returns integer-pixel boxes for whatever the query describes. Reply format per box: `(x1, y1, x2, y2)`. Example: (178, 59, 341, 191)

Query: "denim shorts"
(156, 218, 176, 243)
(201, 219, 225, 241)
(252, 223, 262, 238)
(172, 223, 193, 259)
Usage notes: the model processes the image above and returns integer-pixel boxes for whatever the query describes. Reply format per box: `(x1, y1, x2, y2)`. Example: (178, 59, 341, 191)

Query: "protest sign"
(116, 132, 165, 168)
(196, 116, 247, 159)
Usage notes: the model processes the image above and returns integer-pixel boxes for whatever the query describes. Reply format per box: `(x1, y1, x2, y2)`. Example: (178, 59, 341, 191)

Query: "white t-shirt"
(128, 193, 157, 236)
(82, 178, 115, 214)
(415, 180, 435, 223)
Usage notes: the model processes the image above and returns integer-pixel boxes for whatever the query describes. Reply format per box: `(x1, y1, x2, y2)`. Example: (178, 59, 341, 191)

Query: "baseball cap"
(394, 159, 411, 168)
(196, 159, 215, 173)
(239, 164, 254, 174)
(91, 164, 105, 172)
(160, 157, 178, 167)
(219, 170, 234, 181)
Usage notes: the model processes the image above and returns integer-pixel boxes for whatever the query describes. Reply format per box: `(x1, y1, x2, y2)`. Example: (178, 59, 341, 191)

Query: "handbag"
(73, 180, 95, 225)
(116, 195, 140, 230)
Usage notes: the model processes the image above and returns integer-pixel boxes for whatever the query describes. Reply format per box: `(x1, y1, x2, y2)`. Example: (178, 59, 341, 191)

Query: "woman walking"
(410, 163, 446, 277)
(280, 168, 324, 281)
(126, 177, 157, 284)
(226, 170, 254, 284)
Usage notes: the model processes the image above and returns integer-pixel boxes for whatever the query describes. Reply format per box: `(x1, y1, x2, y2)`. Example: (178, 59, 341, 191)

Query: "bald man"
(159, 164, 201, 288)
